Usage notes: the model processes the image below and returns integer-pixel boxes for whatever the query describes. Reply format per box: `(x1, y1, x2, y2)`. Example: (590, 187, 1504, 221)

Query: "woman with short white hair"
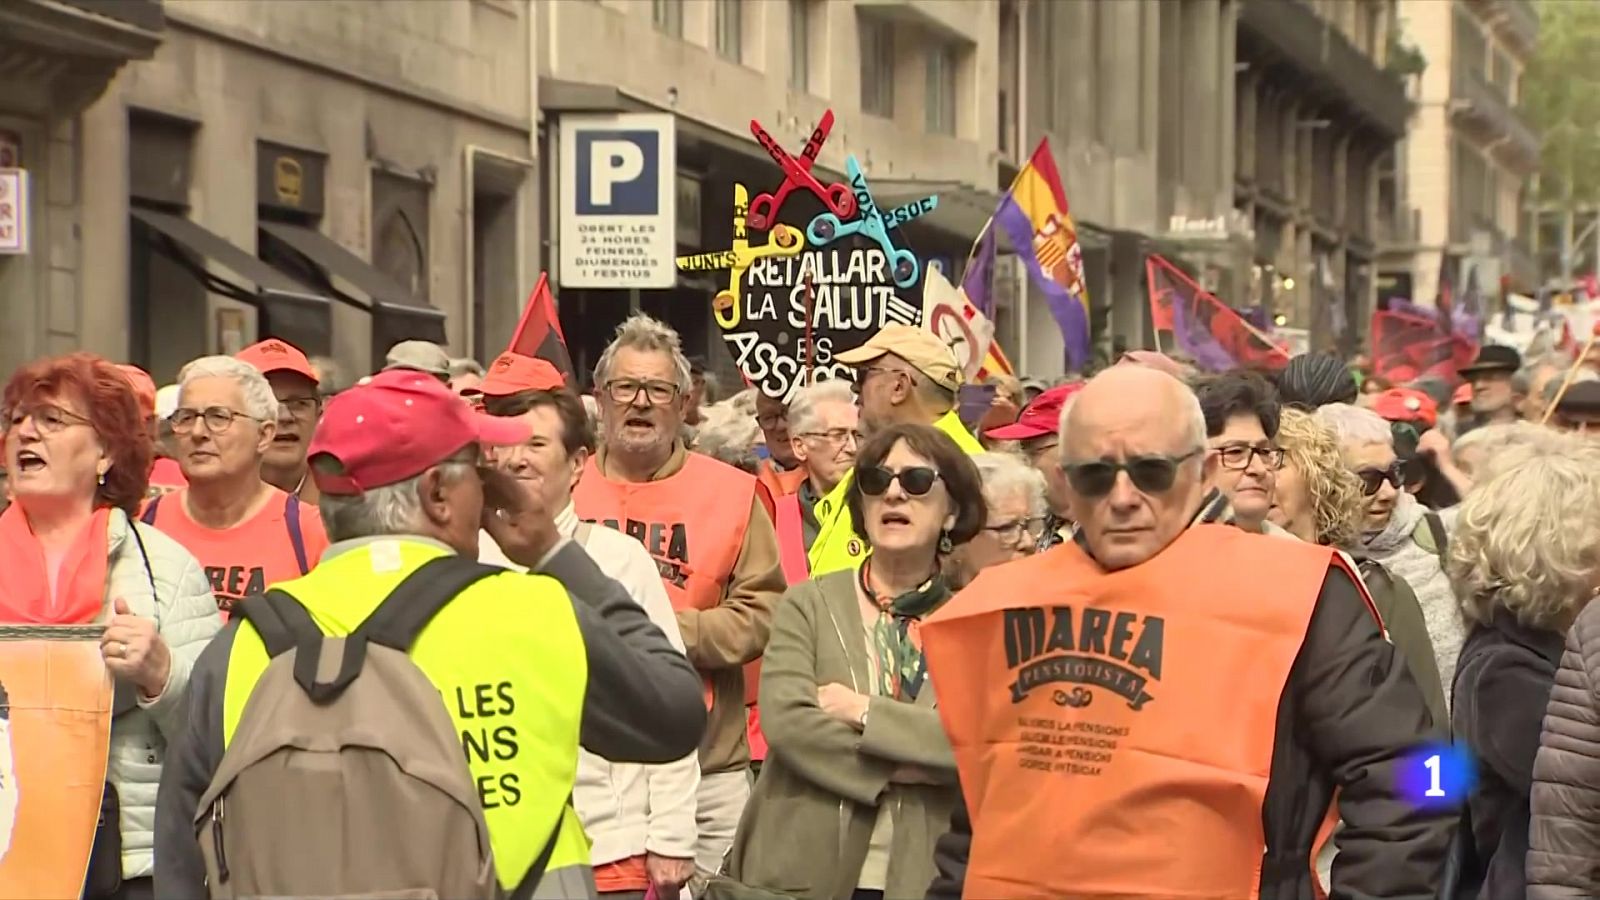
(1450, 443, 1600, 897)
(141, 355, 330, 615)
(944, 452, 1048, 589)
(1316, 402, 1465, 706)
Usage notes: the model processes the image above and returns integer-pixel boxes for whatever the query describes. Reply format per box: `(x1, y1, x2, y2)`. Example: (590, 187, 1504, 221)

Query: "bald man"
(921, 366, 1451, 900)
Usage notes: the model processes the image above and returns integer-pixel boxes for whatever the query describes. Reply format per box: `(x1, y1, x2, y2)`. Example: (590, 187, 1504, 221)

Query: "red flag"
(1371, 307, 1476, 384)
(1144, 255, 1289, 373)
(507, 272, 574, 381)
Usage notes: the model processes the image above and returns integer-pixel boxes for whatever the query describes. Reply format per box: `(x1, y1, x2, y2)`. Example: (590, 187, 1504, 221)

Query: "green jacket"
(726, 571, 957, 898)
(807, 411, 983, 576)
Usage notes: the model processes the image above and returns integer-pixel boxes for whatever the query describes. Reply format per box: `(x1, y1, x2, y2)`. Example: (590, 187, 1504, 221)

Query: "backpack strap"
(354, 556, 504, 653)
(235, 589, 368, 703)
(284, 493, 310, 575)
(1422, 511, 1449, 571)
(508, 800, 571, 900)
(139, 494, 161, 526)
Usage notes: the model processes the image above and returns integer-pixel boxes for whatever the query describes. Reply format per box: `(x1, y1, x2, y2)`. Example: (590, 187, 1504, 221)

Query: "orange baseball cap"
(236, 338, 319, 384)
(1452, 382, 1473, 405)
(478, 351, 566, 397)
(116, 365, 157, 418)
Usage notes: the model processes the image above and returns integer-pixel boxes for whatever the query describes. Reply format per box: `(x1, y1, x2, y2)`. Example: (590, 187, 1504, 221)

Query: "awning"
(873, 180, 1000, 242)
(130, 207, 332, 354)
(258, 221, 447, 350)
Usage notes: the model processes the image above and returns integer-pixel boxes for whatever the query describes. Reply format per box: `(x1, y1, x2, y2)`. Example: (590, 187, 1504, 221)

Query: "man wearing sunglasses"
(923, 365, 1451, 900)
(571, 314, 785, 879)
(807, 325, 982, 576)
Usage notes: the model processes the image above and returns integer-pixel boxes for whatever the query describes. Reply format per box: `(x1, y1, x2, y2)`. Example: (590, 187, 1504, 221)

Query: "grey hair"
(1315, 403, 1393, 449)
(788, 380, 855, 435)
(313, 456, 476, 542)
(593, 313, 693, 393)
(971, 452, 1049, 519)
(448, 358, 484, 379)
(690, 404, 762, 474)
(1450, 441, 1600, 630)
(1452, 421, 1563, 478)
(177, 355, 279, 420)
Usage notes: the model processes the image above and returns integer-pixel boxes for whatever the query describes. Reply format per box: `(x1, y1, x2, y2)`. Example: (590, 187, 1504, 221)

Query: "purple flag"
(994, 197, 1092, 369)
(961, 227, 997, 318)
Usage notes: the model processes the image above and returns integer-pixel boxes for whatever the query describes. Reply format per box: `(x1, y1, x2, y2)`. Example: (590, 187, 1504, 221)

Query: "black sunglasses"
(858, 465, 941, 497)
(1354, 462, 1405, 496)
(1062, 450, 1201, 498)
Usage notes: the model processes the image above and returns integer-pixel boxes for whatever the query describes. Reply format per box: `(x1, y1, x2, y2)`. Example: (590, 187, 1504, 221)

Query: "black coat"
(1452, 608, 1566, 900)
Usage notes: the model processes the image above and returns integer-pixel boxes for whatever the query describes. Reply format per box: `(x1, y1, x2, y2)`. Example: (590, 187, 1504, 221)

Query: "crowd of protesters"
(6, 316, 1600, 899)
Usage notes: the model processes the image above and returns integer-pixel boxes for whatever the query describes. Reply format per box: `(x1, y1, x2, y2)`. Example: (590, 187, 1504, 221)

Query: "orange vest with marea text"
(573, 451, 756, 708)
(922, 524, 1367, 900)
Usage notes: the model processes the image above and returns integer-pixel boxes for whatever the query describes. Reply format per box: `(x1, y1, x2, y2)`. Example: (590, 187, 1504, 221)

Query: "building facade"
(4, 0, 542, 384)
(1380, 0, 1539, 311)
(538, 0, 1003, 385)
(0, 0, 163, 380)
(1234, 0, 1411, 355)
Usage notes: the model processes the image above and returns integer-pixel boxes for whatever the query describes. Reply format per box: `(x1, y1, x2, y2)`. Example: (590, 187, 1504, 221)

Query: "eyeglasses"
(277, 396, 321, 419)
(169, 406, 265, 435)
(857, 465, 942, 497)
(984, 516, 1049, 546)
(799, 428, 862, 447)
(756, 411, 788, 430)
(1061, 449, 1202, 498)
(3, 404, 91, 435)
(1353, 462, 1404, 496)
(604, 378, 679, 406)
(1213, 444, 1286, 472)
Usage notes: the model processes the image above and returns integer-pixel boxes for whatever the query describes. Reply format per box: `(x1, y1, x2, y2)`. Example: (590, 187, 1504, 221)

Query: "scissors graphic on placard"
(747, 111, 857, 232)
(806, 156, 938, 289)
(675, 183, 805, 330)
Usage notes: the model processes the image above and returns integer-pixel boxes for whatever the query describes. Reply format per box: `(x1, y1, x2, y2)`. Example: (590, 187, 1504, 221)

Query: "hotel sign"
(0, 169, 29, 255)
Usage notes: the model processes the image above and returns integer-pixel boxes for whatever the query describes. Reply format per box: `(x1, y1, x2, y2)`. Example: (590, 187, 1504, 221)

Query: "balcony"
(1237, 0, 1411, 141)
(0, 0, 162, 59)
(1450, 65, 1541, 173)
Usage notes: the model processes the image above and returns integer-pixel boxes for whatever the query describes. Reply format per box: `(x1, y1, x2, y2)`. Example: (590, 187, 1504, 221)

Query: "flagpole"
(1542, 329, 1600, 425)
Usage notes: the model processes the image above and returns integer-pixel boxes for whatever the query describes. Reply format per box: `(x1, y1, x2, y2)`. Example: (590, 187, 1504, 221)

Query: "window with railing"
(652, 0, 683, 37)
(1453, 8, 1486, 72)
(926, 44, 957, 135)
(860, 17, 895, 117)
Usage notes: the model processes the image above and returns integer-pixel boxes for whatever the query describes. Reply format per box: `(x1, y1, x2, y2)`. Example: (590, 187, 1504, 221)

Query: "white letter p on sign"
(589, 140, 645, 206)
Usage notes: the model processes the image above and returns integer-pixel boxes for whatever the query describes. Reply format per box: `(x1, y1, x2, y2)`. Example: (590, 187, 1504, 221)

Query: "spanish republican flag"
(993, 139, 1091, 370)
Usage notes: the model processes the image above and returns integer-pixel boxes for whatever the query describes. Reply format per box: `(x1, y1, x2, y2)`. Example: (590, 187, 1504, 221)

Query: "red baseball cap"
(236, 338, 319, 384)
(116, 365, 157, 418)
(478, 351, 566, 397)
(985, 383, 1084, 441)
(308, 370, 530, 495)
(1452, 382, 1473, 405)
(1370, 388, 1438, 429)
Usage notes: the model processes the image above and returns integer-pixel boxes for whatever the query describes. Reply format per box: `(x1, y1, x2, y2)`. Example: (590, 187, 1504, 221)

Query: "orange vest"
(573, 451, 755, 616)
(757, 459, 806, 499)
(922, 524, 1356, 900)
(772, 492, 809, 585)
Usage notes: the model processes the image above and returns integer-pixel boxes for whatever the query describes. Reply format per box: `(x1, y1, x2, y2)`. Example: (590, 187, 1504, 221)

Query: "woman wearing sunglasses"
(1317, 402, 1465, 709)
(718, 424, 984, 900)
(0, 353, 221, 899)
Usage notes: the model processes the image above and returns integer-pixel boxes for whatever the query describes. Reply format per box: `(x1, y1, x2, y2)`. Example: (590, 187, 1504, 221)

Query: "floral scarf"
(859, 560, 952, 702)
(0, 504, 111, 624)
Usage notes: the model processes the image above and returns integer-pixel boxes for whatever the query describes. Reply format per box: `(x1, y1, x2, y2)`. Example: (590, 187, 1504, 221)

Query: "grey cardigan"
(726, 571, 957, 899)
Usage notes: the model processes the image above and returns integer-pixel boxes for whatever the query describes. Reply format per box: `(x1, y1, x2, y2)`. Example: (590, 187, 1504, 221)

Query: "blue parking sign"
(575, 131, 660, 216)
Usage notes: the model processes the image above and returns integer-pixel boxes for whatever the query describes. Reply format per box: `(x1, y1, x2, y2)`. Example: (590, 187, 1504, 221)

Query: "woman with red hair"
(0, 352, 219, 899)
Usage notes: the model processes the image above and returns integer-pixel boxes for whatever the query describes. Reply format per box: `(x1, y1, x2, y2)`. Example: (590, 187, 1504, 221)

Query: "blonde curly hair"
(1450, 437, 1600, 631)
(1275, 408, 1365, 547)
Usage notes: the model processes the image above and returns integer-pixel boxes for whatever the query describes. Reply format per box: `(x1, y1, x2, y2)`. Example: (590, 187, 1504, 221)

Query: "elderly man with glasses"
(140, 356, 330, 615)
(572, 314, 785, 880)
(922, 364, 1451, 900)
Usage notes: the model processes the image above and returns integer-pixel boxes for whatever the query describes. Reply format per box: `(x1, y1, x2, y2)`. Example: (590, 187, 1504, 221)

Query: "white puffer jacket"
(102, 509, 222, 878)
